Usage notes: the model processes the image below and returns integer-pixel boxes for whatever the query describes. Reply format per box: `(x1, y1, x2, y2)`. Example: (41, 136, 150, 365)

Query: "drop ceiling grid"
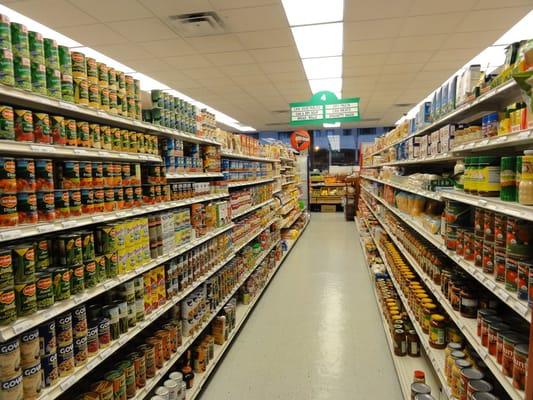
(4, 0, 533, 130)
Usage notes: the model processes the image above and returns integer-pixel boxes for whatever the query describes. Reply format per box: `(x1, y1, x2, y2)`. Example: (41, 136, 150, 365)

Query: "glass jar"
(459, 289, 478, 319)
(393, 329, 407, 357)
(407, 330, 420, 358)
(429, 314, 447, 349)
(519, 150, 533, 205)
(500, 156, 517, 202)
(422, 304, 437, 334)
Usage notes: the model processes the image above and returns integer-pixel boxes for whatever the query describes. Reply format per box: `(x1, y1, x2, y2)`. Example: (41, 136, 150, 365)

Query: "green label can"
(0, 48, 14, 86)
(105, 252, 118, 279)
(71, 51, 86, 79)
(55, 234, 83, 266)
(108, 67, 116, 89)
(28, 31, 44, 64)
(11, 243, 35, 284)
(0, 18, 11, 51)
(0, 105, 14, 140)
(30, 62, 46, 95)
(73, 77, 89, 105)
(58, 45, 71, 75)
(81, 231, 95, 262)
(45, 67, 61, 99)
(90, 124, 101, 149)
(51, 267, 70, 301)
(15, 281, 36, 317)
(65, 119, 77, 146)
(86, 57, 97, 83)
(88, 82, 99, 109)
(111, 127, 121, 151)
(43, 38, 59, 69)
(14, 109, 33, 142)
(84, 260, 97, 288)
(69, 264, 84, 295)
(10, 23, 29, 58)
(100, 86, 109, 112)
(13, 56, 31, 90)
(108, 88, 117, 114)
(35, 270, 53, 309)
(77, 120, 90, 148)
(0, 250, 13, 289)
(100, 125, 111, 150)
(95, 254, 106, 283)
(0, 287, 16, 325)
(97, 62, 108, 87)
(34, 239, 50, 270)
(60, 73, 73, 103)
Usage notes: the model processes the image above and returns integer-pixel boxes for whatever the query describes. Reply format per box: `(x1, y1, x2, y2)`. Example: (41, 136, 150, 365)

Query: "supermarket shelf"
(0, 224, 234, 342)
(282, 210, 303, 228)
(132, 238, 282, 400)
(165, 172, 224, 179)
(279, 202, 295, 215)
(367, 208, 524, 400)
(282, 180, 297, 186)
(38, 251, 236, 400)
(310, 182, 345, 187)
(452, 128, 533, 154)
(361, 175, 442, 201)
(232, 199, 275, 219)
(0, 140, 162, 162)
(440, 190, 533, 222)
(280, 156, 295, 162)
(188, 218, 309, 400)
(227, 178, 274, 188)
(361, 186, 530, 321)
(220, 151, 279, 163)
(357, 224, 440, 400)
(367, 80, 520, 157)
(0, 83, 221, 146)
(365, 152, 459, 168)
(367, 225, 452, 399)
(0, 192, 229, 244)
(233, 218, 278, 255)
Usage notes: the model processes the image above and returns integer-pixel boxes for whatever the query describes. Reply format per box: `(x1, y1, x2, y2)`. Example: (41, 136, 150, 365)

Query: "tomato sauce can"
(14, 281, 36, 317)
(0, 157, 16, 194)
(145, 337, 163, 369)
(16, 192, 37, 224)
(14, 109, 33, 142)
(41, 352, 58, 387)
(137, 344, 155, 378)
(35, 270, 53, 309)
(11, 243, 34, 284)
(0, 105, 14, 140)
(473, 236, 483, 267)
(80, 189, 93, 215)
(64, 119, 77, 146)
(123, 186, 133, 209)
(494, 213, 506, 247)
(517, 260, 531, 301)
(55, 160, 80, 190)
(77, 121, 90, 148)
(16, 158, 35, 192)
(53, 190, 69, 219)
(506, 257, 519, 292)
(50, 115, 65, 145)
(79, 161, 92, 188)
(68, 190, 81, 217)
(36, 191, 55, 222)
(51, 267, 70, 301)
(506, 217, 533, 260)
(0, 193, 17, 227)
(114, 187, 124, 209)
(33, 112, 50, 144)
(483, 211, 495, 242)
(35, 159, 53, 191)
(133, 186, 142, 207)
(113, 164, 122, 187)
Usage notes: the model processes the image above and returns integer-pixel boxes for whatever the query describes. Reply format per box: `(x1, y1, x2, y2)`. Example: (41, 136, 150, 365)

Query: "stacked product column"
(358, 41, 533, 400)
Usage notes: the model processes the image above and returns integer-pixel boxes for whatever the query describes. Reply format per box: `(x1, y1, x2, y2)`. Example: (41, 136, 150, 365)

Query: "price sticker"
(37, 225, 52, 233)
(486, 281, 496, 290)
(92, 215, 105, 222)
(59, 101, 78, 111)
(138, 154, 147, 160)
(518, 131, 530, 140)
(86, 358, 100, 371)
(30, 144, 56, 153)
(119, 153, 129, 158)
(73, 149, 89, 155)
(62, 220, 78, 228)
(0, 230, 19, 241)
(98, 151, 111, 157)
(104, 281, 115, 290)
(116, 211, 127, 218)
(497, 289, 510, 302)
(119, 336, 128, 345)
(13, 320, 32, 335)
(60, 375, 77, 390)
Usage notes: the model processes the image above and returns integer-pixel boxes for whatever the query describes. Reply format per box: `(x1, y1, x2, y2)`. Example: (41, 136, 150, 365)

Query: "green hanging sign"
(289, 91, 360, 126)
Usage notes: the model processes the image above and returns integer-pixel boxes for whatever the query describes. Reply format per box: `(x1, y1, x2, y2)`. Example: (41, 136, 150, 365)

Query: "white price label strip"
(60, 375, 77, 390)
(30, 145, 56, 153)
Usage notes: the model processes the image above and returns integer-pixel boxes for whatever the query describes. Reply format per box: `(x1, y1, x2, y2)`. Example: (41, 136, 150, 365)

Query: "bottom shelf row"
(59, 215, 309, 400)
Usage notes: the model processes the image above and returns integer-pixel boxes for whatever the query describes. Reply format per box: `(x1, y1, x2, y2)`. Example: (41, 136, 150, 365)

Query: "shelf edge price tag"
(60, 375, 77, 390)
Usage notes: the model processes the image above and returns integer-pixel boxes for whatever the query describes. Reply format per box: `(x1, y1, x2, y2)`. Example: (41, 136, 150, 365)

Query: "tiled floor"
(199, 212, 402, 400)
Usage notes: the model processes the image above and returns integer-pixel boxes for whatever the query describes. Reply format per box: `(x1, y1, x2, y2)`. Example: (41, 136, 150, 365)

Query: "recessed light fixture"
(308, 78, 342, 98)
(282, 0, 344, 26)
(291, 22, 343, 59)
(302, 56, 342, 80)
(0, 4, 255, 132)
(323, 122, 341, 128)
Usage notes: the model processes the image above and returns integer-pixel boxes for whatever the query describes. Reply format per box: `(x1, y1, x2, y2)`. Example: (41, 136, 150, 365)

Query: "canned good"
(56, 160, 80, 189)
(95, 255, 106, 283)
(16, 192, 37, 224)
(45, 67, 61, 99)
(90, 124, 101, 149)
(38, 320, 56, 356)
(36, 191, 55, 222)
(65, 119, 77, 146)
(0, 194, 17, 227)
(104, 370, 126, 400)
(29, 62, 45, 95)
(21, 360, 41, 399)
(101, 126, 111, 150)
(15, 158, 35, 192)
(19, 328, 39, 366)
(73, 335, 87, 367)
(73, 78, 89, 105)
(507, 217, 533, 260)
(0, 48, 14, 87)
(105, 252, 118, 279)
(50, 115, 66, 145)
(77, 121, 90, 148)
(54, 190, 69, 219)
(13, 56, 31, 91)
(86, 320, 98, 357)
(98, 317, 111, 348)
(0, 337, 20, 377)
(0, 105, 14, 140)
(145, 336, 163, 369)
(137, 344, 155, 379)
(0, 287, 16, 325)
(35, 159, 53, 191)
(55, 312, 73, 347)
(51, 267, 70, 301)
(11, 243, 34, 284)
(0, 251, 12, 289)
(84, 259, 98, 288)
(34, 239, 50, 270)
(61, 73, 74, 103)
(115, 360, 135, 398)
(44, 38, 59, 69)
(35, 271, 53, 309)
(91, 380, 113, 400)
(32, 112, 50, 144)
(69, 264, 84, 295)
(71, 52, 86, 79)
(57, 342, 74, 377)
(41, 352, 58, 387)
(69, 187, 81, 213)
(0, 157, 16, 193)
(0, 372, 22, 400)
(56, 234, 83, 266)
(128, 352, 146, 389)
(14, 281, 36, 317)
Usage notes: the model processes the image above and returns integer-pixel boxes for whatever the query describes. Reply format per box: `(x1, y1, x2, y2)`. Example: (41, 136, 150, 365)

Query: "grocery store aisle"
(200, 213, 402, 400)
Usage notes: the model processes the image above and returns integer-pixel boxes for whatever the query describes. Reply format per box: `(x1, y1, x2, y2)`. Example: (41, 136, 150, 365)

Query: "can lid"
(455, 359, 472, 368)
(468, 379, 493, 392)
(451, 350, 465, 358)
(461, 367, 484, 380)
(411, 382, 431, 394)
(447, 342, 462, 351)
(472, 393, 499, 400)
(515, 343, 529, 355)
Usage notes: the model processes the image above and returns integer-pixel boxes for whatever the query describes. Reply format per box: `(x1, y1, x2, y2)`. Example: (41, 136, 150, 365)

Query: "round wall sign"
(290, 130, 310, 151)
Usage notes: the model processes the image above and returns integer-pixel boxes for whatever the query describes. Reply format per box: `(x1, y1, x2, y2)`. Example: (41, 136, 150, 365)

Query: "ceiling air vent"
(167, 12, 226, 37)
(394, 103, 414, 108)
(265, 122, 289, 126)
(272, 110, 289, 114)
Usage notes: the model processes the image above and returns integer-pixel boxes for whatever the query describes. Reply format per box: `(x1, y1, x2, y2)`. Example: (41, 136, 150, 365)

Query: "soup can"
(32, 112, 50, 144)
(86, 320, 98, 357)
(41, 352, 58, 387)
(11, 243, 34, 284)
(77, 121, 90, 148)
(65, 119, 77, 146)
(19, 328, 39, 366)
(55, 312, 73, 347)
(57, 342, 74, 377)
(14, 281, 36, 317)
(55, 160, 79, 190)
(38, 320, 56, 356)
(114, 360, 135, 398)
(54, 190, 69, 219)
(0, 372, 22, 400)
(0, 105, 14, 141)
(15, 158, 35, 192)
(73, 336, 87, 367)
(91, 380, 113, 400)
(69, 264, 84, 295)
(21, 360, 41, 399)
(137, 344, 155, 378)
(16, 192, 37, 224)
(128, 352, 146, 389)
(105, 370, 126, 400)
(98, 317, 111, 349)
(50, 115, 66, 145)
(68, 190, 81, 217)
(0, 337, 20, 377)
(0, 157, 16, 194)
(145, 337, 163, 369)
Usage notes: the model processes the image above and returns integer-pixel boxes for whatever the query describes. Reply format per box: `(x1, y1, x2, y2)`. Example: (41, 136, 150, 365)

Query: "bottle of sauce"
(519, 150, 533, 205)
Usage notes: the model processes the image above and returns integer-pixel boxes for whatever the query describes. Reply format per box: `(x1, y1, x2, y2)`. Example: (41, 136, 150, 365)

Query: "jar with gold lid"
(422, 304, 437, 334)
(429, 314, 447, 349)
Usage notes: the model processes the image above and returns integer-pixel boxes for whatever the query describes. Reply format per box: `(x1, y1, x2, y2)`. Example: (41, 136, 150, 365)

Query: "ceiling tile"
(243, 84, 280, 97)
(343, 76, 379, 90)
(94, 43, 151, 61)
(387, 51, 434, 65)
(345, 0, 413, 21)
(209, 0, 278, 10)
(187, 34, 244, 53)
(180, 67, 228, 80)
(156, 73, 204, 89)
(256, 95, 287, 110)
(382, 63, 424, 74)
(455, 6, 531, 32)
(220, 63, 265, 77)
(137, 38, 197, 57)
(344, 65, 383, 78)
(218, 4, 287, 32)
(69, 0, 152, 22)
(408, 0, 477, 14)
(237, 29, 294, 49)
(267, 71, 306, 83)
(399, 13, 464, 36)
(344, 38, 394, 56)
(430, 48, 479, 62)
(250, 47, 300, 63)
(58, 24, 128, 46)
(111, 18, 177, 42)
(10, 0, 97, 27)
(259, 61, 304, 74)
(163, 55, 212, 69)
(422, 60, 464, 72)
(138, 0, 212, 16)
(473, 0, 533, 9)
(127, 58, 173, 73)
(205, 51, 255, 66)
(199, 76, 239, 88)
(442, 30, 502, 49)
(231, 74, 271, 85)
(344, 54, 388, 68)
(392, 35, 447, 52)
(345, 18, 404, 40)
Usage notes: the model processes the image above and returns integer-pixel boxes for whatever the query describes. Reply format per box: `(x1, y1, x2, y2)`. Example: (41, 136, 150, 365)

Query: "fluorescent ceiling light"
(323, 122, 340, 128)
(495, 10, 533, 45)
(0, 5, 254, 132)
(282, 0, 344, 26)
(309, 78, 342, 97)
(292, 22, 343, 58)
(302, 56, 342, 80)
